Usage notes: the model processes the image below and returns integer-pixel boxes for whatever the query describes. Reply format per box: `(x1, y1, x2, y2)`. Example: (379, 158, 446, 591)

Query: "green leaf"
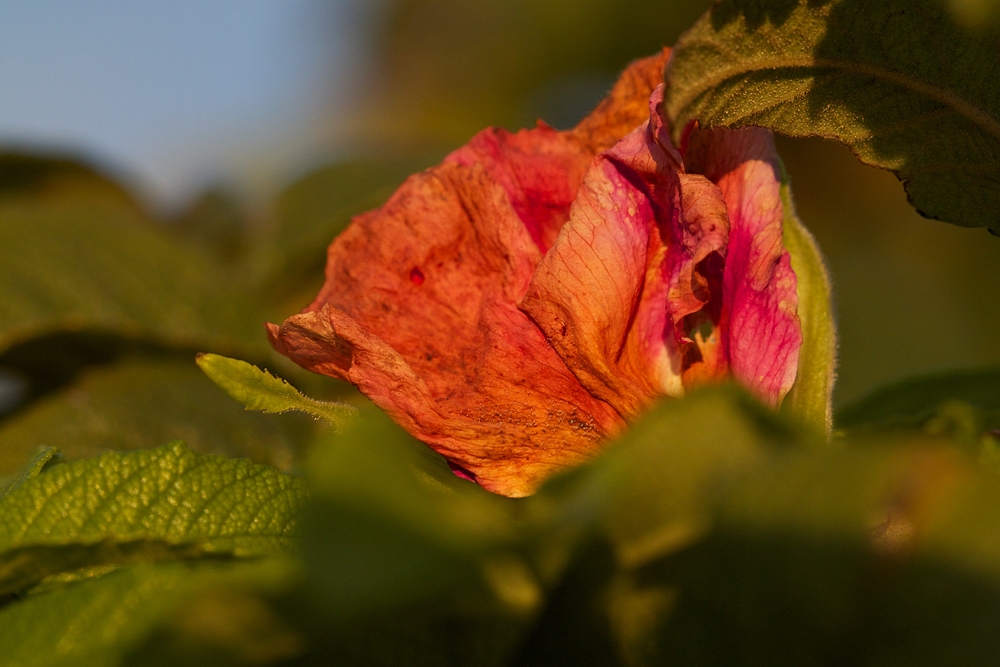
(297, 411, 532, 666)
(0, 201, 266, 357)
(835, 369, 1000, 468)
(779, 178, 837, 434)
(196, 353, 357, 430)
(0, 152, 141, 212)
(530, 385, 806, 567)
(0, 359, 310, 477)
(0, 441, 306, 596)
(514, 386, 809, 665)
(0, 559, 294, 667)
(665, 0, 1000, 233)
(643, 444, 1000, 664)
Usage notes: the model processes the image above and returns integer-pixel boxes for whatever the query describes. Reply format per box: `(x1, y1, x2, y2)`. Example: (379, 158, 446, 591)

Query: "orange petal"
(268, 161, 622, 497)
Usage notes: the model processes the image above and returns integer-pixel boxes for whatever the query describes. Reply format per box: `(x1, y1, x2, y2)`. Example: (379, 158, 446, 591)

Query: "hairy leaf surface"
(666, 0, 1000, 232)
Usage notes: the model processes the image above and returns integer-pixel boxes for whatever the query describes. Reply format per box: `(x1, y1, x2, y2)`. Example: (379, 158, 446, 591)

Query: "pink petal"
(684, 127, 802, 405)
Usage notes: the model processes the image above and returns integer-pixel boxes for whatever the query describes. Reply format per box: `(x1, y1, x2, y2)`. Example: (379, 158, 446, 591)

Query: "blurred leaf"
(836, 369, 1000, 469)
(261, 160, 418, 294)
(0, 201, 267, 358)
(297, 410, 531, 665)
(171, 188, 247, 262)
(0, 440, 305, 596)
(0, 358, 309, 476)
(0, 152, 141, 212)
(0, 559, 292, 667)
(666, 0, 1000, 233)
(363, 0, 711, 144)
(780, 179, 837, 434)
(529, 386, 805, 570)
(837, 367, 1000, 430)
(196, 353, 356, 430)
(514, 386, 808, 665)
(643, 443, 1000, 665)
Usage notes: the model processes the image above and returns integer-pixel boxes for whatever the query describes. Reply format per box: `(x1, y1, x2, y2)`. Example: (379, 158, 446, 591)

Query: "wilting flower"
(268, 49, 801, 497)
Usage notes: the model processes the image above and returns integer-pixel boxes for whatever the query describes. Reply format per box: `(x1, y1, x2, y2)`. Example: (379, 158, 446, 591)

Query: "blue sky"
(0, 1, 364, 205)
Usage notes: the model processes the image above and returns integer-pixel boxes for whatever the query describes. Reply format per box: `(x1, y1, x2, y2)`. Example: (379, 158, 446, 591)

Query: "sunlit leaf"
(196, 353, 356, 430)
(666, 0, 1000, 233)
(0, 441, 305, 595)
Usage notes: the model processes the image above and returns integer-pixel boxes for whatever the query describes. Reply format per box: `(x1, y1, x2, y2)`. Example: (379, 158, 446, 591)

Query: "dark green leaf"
(298, 410, 532, 666)
(836, 369, 1000, 470)
(666, 0, 1000, 233)
(644, 444, 1000, 665)
(514, 387, 808, 665)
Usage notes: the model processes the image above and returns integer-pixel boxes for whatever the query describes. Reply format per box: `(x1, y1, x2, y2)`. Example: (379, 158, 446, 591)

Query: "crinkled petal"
(520, 88, 686, 416)
(445, 124, 592, 254)
(268, 161, 622, 497)
(684, 127, 802, 405)
(571, 49, 672, 154)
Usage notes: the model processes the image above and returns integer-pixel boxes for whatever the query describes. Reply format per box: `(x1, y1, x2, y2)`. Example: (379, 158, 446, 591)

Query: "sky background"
(0, 1, 366, 207)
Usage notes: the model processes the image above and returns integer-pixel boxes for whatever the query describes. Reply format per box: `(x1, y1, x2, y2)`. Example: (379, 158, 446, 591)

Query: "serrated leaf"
(665, 0, 1000, 233)
(196, 353, 357, 429)
(0, 441, 306, 595)
(0, 201, 266, 356)
(780, 179, 837, 434)
(0, 358, 309, 476)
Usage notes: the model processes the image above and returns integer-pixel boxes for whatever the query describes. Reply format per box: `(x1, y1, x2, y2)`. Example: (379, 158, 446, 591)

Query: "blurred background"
(1, 0, 997, 408)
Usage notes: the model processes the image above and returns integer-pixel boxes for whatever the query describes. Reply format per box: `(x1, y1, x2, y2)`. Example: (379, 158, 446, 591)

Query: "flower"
(267, 49, 801, 497)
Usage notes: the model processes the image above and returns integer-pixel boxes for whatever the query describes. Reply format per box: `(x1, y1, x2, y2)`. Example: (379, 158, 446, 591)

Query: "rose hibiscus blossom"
(267, 49, 802, 497)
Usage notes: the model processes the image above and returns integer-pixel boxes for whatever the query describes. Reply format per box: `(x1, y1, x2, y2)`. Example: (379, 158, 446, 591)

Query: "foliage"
(0, 0, 998, 664)
(665, 0, 1000, 233)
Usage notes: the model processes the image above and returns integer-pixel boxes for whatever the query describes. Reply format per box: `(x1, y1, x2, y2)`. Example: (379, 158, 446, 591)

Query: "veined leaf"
(196, 353, 357, 430)
(665, 0, 1000, 233)
(0, 441, 305, 595)
(0, 358, 309, 476)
